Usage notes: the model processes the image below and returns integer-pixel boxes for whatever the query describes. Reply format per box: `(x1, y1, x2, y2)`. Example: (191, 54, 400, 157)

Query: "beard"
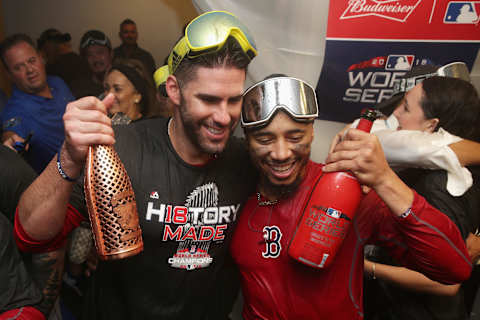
(258, 153, 310, 199)
(178, 91, 234, 156)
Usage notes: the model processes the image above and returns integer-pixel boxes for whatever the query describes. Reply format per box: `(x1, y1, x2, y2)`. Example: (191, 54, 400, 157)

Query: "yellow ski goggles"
(167, 10, 257, 75)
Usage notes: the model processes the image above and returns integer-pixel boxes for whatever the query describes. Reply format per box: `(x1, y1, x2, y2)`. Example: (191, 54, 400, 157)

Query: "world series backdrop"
(316, 0, 480, 122)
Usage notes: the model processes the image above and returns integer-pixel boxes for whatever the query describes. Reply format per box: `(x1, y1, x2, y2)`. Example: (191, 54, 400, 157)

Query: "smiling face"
(85, 44, 112, 76)
(170, 65, 245, 157)
(104, 69, 141, 119)
(246, 111, 313, 198)
(4, 41, 48, 95)
(393, 83, 438, 132)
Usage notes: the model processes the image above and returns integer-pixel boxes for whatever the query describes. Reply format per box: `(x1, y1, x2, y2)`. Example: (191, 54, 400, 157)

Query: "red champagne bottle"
(288, 109, 376, 268)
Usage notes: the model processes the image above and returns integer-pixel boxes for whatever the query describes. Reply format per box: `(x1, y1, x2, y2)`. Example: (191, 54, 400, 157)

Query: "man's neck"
(168, 117, 211, 166)
(34, 85, 53, 99)
(122, 43, 137, 55)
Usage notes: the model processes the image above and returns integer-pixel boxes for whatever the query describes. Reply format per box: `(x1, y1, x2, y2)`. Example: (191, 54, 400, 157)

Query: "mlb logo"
(444, 1, 480, 23)
(385, 55, 414, 71)
(326, 208, 341, 219)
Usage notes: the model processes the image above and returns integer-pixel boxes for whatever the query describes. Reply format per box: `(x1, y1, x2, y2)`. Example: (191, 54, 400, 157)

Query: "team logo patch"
(262, 226, 283, 258)
(385, 55, 414, 71)
(168, 245, 213, 270)
(340, 0, 422, 22)
(150, 191, 159, 199)
(444, 1, 480, 24)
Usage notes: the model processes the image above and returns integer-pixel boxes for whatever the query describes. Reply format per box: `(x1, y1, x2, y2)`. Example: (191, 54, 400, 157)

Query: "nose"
(26, 63, 34, 74)
(270, 138, 292, 161)
(212, 102, 232, 127)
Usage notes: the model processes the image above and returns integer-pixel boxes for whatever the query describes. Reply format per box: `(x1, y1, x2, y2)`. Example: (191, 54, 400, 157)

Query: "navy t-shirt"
(0, 76, 74, 173)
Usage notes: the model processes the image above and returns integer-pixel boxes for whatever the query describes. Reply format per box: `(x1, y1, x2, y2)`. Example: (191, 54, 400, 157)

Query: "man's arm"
(449, 140, 480, 167)
(17, 94, 115, 241)
(325, 129, 471, 283)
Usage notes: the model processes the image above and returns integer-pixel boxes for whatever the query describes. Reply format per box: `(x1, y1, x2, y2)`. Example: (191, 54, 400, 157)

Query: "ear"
(423, 118, 439, 133)
(165, 75, 181, 106)
(133, 92, 142, 104)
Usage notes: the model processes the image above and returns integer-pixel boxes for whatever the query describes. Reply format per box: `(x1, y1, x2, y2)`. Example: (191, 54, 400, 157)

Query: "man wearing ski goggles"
(231, 76, 471, 320)
(241, 77, 318, 128)
(164, 10, 257, 78)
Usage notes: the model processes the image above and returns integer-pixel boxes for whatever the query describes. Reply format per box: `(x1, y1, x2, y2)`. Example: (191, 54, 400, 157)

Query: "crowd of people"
(0, 10, 479, 320)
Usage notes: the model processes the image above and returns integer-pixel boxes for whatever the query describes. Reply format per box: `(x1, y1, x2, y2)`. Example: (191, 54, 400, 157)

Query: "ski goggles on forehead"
(80, 37, 110, 49)
(392, 62, 470, 95)
(241, 77, 318, 128)
(168, 10, 257, 75)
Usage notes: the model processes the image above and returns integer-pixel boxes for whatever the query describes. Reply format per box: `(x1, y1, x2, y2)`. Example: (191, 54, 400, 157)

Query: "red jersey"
(230, 161, 471, 320)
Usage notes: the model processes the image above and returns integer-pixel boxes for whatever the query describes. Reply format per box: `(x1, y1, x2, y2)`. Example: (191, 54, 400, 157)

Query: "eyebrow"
(195, 93, 243, 101)
(252, 128, 306, 137)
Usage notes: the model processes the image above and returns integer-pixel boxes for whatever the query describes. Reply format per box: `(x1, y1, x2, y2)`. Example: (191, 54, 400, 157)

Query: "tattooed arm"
(28, 245, 66, 316)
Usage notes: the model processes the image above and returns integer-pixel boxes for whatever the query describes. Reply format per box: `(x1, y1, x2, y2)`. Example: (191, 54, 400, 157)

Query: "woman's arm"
(364, 258, 460, 296)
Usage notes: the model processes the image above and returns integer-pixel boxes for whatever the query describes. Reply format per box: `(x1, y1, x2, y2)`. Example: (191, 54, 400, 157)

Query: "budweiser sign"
(340, 0, 423, 22)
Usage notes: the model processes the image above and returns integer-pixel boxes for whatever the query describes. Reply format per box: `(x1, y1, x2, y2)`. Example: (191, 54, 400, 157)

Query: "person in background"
(230, 76, 471, 320)
(70, 30, 113, 99)
(153, 65, 173, 118)
(363, 76, 480, 320)
(0, 145, 65, 319)
(37, 28, 90, 89)
(104, 61, 150, 122)
(113, 19, 156, 75)
(0, 33, 74, 173)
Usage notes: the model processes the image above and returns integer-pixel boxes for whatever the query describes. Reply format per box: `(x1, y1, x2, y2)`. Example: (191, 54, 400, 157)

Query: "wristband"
(400, 207, 412, 219)
(56, 148, 80, 182)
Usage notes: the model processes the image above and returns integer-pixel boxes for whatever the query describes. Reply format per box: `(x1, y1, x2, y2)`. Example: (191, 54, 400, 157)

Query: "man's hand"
(327, 122, 352, 155)
(324, 128, 394, 189)
(466, 232, 480, 264)
(324, 128, 413, 216)
(62, 93, 116, 167)
(2, 131, 27, 152)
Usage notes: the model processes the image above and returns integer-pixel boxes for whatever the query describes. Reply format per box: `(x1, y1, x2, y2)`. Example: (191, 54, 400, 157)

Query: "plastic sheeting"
(192, 0, 329, 87)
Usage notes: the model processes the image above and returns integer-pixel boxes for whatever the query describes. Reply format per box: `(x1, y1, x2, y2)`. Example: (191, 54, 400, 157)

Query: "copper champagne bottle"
(84, 145, 143, 260)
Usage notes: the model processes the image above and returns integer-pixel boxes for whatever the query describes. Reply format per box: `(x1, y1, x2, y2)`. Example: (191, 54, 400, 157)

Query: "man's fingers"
(102, 93, 115, 111)
(65, 95, 111, 115)
(325, 149, 357, 164)
(322, 159, 357, 173)
(67, 132, 115, 147)
(344, 128, 370, 141)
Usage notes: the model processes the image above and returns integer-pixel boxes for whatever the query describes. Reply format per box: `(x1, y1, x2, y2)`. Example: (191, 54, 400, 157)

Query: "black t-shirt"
(0, 145, 37, 221)
(72, 117, 257, 319)
(0, 212, 43, 312)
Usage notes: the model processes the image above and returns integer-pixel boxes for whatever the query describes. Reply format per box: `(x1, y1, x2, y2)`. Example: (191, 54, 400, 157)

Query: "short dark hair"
(174, 37, 250, 88)
(0, 33, 36, 71)
(120, 19, 136, 29)
(421, 76, 480, 141)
